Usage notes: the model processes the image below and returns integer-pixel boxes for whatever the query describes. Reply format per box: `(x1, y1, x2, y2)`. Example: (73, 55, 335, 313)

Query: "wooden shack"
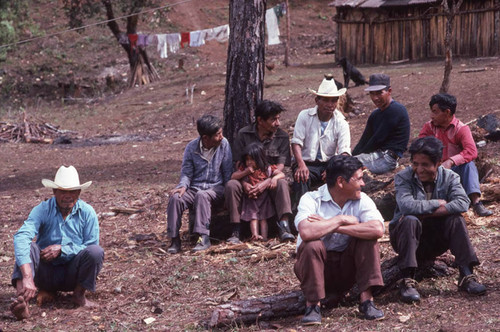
(331, 0, 500, 64)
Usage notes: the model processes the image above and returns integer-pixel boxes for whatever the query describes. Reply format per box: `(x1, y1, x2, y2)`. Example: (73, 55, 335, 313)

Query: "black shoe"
(227, 229, 241, 244)
(167, 237, 181, 254)
(458, 274, 486, 295)
(301, 304, 321, 325)
(227, 235, 241, 244)
(277, 220, 295, 242)
(472, 202, 493, 217)
(192, 234, 211, 252)
(398, 278, 421, 303)
(358, 300, 384, 320)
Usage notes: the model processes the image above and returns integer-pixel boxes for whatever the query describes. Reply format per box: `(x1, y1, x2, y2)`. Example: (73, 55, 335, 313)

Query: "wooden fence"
(334, 0, 500, 64)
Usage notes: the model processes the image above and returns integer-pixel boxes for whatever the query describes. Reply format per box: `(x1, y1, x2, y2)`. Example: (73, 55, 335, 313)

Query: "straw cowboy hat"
(42, 165, 92, 190)
(309, 75, 347, 97)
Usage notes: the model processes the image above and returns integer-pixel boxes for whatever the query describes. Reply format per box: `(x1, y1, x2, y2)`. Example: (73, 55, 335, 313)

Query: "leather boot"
(458, 266, 486, 295)
(227, 223, 241, 244)
(167, 237, 181, 254)
(277, 220, 295, 242)
(192, 234, 211, 252)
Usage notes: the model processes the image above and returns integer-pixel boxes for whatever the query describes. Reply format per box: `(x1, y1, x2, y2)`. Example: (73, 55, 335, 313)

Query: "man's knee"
(299, 240, 326, 259)
(445, 214, 467, 230)
(194, 190, 212, 204)
(168, 193, 183, 206)
(276, 178, 289, 189)
(398, 215, 421, 231)
(81, 245, 104, 265)
(225, 179, 242, 194)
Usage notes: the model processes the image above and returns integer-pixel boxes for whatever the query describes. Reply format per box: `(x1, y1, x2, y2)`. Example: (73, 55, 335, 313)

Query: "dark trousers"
(12, 242, 104, 292)
(225, 179, 292, 223)
(291, 162, 327, 209)
(166, 185, 224, 237)
(294, 239, 384, 303)
(389, 214, 479, 270)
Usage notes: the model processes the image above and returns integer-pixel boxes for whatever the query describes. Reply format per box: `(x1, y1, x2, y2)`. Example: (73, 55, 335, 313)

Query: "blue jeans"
(354, 150, 398, 174)
(452, 161, 481, 196)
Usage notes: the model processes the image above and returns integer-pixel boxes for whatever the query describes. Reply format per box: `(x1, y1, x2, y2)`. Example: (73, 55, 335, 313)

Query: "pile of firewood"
(0, 112, 70, 144)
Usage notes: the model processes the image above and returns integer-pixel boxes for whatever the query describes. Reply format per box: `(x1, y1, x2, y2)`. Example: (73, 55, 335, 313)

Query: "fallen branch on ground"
(208, 256, 454, 327)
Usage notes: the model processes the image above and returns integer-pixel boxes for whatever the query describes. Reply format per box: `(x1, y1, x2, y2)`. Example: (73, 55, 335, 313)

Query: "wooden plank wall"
(335, 0, 500, 64)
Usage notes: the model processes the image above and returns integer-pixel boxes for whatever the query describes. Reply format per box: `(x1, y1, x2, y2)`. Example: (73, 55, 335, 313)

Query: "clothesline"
(0, 0, 197, 49)
(125, 4, 286, 59)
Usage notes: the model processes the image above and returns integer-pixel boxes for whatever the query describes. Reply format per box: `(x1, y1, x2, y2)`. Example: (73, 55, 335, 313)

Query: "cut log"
(208, 255, 454, 327)
(209, 290, 305, 328)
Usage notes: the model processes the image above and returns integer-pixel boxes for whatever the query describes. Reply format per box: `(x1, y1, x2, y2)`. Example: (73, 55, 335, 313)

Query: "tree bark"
(284, 0, 290, 67)
(439, 0, 464, 93)
(208, 256, 454, 327)
(223, 0, 266, 146)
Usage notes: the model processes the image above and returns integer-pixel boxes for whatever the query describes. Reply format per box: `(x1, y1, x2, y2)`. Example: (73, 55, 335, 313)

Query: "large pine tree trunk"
(223, 0, 266, 146)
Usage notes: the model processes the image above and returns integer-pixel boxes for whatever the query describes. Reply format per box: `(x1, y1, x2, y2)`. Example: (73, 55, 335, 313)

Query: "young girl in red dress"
(231, 143, 284, 241)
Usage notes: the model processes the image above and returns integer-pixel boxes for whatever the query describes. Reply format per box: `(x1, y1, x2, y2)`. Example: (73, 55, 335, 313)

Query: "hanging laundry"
(206, 24, 229, 43)
(128, 34, 138, 49)
(118, 32, 129, 45)
(265, 8, 280, 45)
(128, 33, 139, 58)
(147, 34, 157, 46)
(180, 32, 190, 48)
(190, 30, 208, 47)
(137, 34, 150, 47)
(156, 34, 168, 58)
(273, 3, 286, 24)
(166, 33, 181, 53)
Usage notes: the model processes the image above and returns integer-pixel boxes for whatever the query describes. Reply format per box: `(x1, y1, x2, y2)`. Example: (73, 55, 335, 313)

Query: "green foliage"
(0, 0, 30, 60)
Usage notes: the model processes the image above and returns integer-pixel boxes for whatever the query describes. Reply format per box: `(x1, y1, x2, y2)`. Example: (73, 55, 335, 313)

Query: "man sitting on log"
(10, 165, 104, 320)
(419, 93, 493, 217)
(291, 75, 350, 210)
(390, 136, 486, 304)
(352, 74, 410, 174)
(225, 100, 295, 243)
(166, 115, 232, 253)
(294, 155, 385, 325)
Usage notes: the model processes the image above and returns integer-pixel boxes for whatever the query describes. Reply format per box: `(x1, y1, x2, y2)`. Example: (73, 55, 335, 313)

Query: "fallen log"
(209, 290, 305, 328)
(110, 206, 144, 214)
(208, 255, 454, 327)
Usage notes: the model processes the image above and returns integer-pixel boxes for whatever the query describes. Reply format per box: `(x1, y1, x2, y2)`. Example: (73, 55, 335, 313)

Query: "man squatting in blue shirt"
(10, 165, 104, 320)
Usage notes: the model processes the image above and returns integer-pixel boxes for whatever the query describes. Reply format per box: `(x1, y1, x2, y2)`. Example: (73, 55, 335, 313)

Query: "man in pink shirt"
(419, 93, 492, 217)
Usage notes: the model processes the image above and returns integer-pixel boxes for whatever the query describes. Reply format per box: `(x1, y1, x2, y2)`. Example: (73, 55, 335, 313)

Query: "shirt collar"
(318, 184, 335, 202)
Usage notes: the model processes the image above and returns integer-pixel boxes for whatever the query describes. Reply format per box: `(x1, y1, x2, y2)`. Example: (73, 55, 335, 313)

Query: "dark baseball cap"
(364, 74, 390, 91)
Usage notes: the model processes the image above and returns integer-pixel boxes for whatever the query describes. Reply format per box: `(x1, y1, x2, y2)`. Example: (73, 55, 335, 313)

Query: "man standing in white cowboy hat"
(291, 74, 351, 207)
(10, 165, 104, 320)
(352, 73, 410, 174)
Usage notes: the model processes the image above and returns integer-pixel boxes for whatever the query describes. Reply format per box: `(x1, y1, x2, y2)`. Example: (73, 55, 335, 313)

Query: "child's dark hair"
(241, 142, 268, 172)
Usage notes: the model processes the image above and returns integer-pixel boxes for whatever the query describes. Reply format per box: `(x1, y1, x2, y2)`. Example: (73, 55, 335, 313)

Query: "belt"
(384, 150, 399, 160)
(305, 160, 329, 167)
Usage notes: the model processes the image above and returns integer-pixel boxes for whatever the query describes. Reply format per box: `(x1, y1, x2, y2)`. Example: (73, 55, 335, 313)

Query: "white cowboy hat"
(42, 165, 92, 190)
(308, 76, 346, 97)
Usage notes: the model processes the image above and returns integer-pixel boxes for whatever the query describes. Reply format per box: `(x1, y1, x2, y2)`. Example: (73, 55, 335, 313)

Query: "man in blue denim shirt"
(166, 115, 232, 253)
(10, 165, 104, 320)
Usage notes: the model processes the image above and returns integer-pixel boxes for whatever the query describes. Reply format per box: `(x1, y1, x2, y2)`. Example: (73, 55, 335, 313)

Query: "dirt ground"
(0, 1, 499, 331)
